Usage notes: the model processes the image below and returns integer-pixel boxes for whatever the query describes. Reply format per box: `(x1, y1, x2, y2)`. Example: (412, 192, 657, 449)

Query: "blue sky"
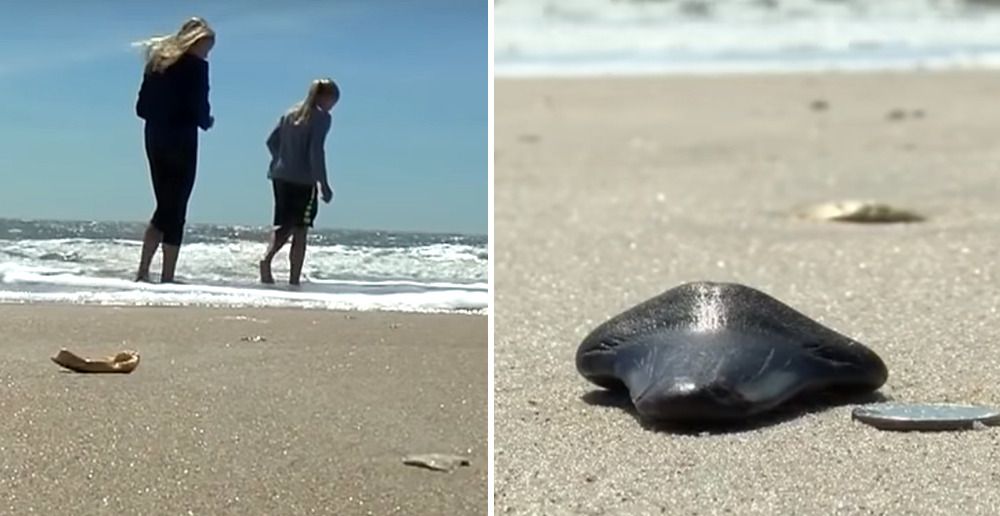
(0, 0, 486, 235)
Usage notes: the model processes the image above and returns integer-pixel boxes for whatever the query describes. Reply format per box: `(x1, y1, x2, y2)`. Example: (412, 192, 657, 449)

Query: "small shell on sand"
(51, 349, 140, 374)
(797, 200, 926, 224)
(402, 454, 470, 472)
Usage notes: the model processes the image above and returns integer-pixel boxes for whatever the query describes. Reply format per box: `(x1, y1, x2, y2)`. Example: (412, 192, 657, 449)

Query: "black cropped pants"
(144, 124, 198, 246)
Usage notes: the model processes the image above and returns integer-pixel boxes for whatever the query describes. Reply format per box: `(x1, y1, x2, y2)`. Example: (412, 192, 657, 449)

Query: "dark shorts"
(272, 179, 318, 228)
(144, 124, 198, 246)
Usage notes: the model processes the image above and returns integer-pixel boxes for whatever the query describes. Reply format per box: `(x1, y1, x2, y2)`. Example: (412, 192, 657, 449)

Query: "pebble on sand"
(402, 453, 470, 472)
(809, 99, 829, 111)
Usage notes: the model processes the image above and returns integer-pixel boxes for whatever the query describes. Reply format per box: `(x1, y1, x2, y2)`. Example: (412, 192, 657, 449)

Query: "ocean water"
(0, 219, 488, 314)
(494, 0, 1000, 77)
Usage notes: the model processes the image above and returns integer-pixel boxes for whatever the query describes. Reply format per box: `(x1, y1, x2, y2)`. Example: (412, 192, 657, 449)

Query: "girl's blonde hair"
(133, 16, 216, 74)
(289, 78, 340, 125)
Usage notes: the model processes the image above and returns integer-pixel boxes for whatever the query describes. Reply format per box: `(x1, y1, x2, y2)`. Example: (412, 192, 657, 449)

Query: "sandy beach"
(495, 71, 1000, 515)
(0, 304, 487, 516)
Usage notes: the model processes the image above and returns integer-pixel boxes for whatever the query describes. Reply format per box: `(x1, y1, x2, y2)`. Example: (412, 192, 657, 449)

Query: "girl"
(260, 78, 340, 285)
(133, 16, 216, 283)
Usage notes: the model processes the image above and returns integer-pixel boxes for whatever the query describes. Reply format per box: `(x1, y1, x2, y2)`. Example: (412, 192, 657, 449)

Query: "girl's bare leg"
(160, 244, 181, 283)
(136, 224, 162, 282)
(288, 228, 309, 285)
(260, 226, 292, 284)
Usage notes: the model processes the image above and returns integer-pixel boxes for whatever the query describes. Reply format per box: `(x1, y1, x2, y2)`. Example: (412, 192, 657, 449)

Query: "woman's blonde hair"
(133, 16, 215, 74)
(289, 78, 340, 125)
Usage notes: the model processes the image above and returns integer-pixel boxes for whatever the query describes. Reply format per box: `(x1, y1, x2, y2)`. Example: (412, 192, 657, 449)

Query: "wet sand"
(495, 71, 1000, 515)
(0, 304, 487, 516)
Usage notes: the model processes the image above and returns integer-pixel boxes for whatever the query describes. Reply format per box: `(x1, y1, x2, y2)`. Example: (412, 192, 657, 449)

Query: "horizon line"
(0, 216, 487, 239)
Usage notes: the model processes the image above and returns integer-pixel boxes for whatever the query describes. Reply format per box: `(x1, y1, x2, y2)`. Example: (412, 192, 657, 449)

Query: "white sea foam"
(0, 238, 484, 283)
(0, 236, 488, 313)
(495, 0, 1000, 76)
(0, 263, 487, 313)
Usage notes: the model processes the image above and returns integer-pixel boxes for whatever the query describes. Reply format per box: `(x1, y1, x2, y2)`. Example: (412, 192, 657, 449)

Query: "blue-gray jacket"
(266, 107, 331, 186)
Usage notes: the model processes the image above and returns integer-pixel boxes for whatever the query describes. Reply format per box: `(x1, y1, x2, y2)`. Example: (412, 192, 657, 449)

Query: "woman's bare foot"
(51, 349, 140, 374)
(259, 259, 275, 284)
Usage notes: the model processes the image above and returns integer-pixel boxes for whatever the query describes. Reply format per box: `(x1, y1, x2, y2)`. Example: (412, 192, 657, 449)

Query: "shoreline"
(0, 218, 488, 315)
(0, 298, 488, 316)
(494, 64, 1000, 82)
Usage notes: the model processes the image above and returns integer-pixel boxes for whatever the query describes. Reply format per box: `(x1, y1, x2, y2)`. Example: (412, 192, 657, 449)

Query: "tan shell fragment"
(51, 349, 140, 374)
(798, 200, 925, 224)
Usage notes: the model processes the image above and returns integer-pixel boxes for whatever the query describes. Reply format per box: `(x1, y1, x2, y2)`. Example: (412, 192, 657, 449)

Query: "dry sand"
(0, 304, 487, 516)
(495, 71, 1000, 515)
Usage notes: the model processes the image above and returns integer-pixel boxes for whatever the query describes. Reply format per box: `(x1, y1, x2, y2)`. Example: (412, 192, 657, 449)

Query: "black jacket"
(136, 53, 212, 131)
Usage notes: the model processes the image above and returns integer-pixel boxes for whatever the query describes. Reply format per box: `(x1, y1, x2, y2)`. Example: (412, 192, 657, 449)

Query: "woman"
(133, 16, 216, 283)
(260, 78, 339, 285)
